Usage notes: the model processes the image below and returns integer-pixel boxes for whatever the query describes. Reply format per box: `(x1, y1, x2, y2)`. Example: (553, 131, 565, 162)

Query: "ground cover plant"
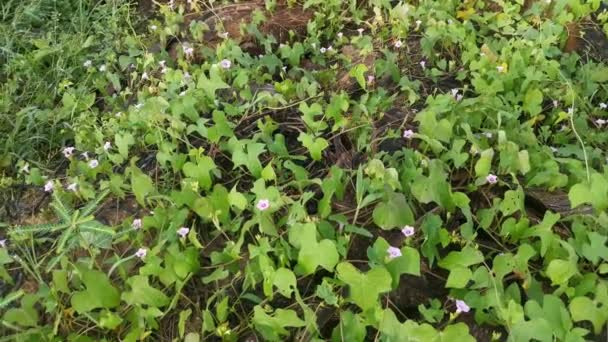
(1, 0, 608, 340)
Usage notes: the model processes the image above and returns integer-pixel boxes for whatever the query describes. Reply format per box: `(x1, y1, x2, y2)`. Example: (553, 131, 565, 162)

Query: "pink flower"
(596, 118, 606, 126)
(394, 40, 403, 48)
(44, 181, 54, 192)
(486, 174, 498, 184)
(387, 246, 402, 259)
(88, 159, 99, 169)
(63, 147, 75, 158)
(132, 218, 142, 230)
(177, 227, 190, 238)
(403, 129, 414, 139)
(420, 60, 426, 69)
(0, 239, 6, 248)
(135, 248, 147, 259)
(256, 199, 270, 211)
(401, 225, 415, 237)
(183, 44, 194, 58)
(220, 59, 231, 69)
(455, 299, 470, 313)
(367, 75, 375, 84)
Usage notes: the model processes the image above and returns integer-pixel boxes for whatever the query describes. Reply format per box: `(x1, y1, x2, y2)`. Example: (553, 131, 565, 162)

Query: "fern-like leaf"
(80, 189, 110, 217)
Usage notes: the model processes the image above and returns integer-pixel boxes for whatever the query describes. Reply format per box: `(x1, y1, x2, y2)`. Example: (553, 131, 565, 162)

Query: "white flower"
(99, 64, 107, 72)
(103, 141, 111, 151)
(81, 151, 89, 160)
(600, 103, 607, 109)
(483, 132, 493, 138)
(179, 91, 186, 96)
(401, 225, 415, 237)
(415, 20, 422, 26)
(403, 129, 414, 139)
(337, 32, 343, 38)
(141, 72, 149, 80)
(159, 60, 166, 68)
(320, 47, 327, 53)
(135, 248, 147, 259)
(256, 199, 270, 211)
(219, 32, 229, 39)
(456, 94, 463, 101)
(115, 112, 122, 118)
(135, 103, 143, 110)
(183, 72, 192, 82)
(448, 19, 453, 24)
(357, 28, 364, 35)
(83, 60, 92, 68)
(496, 65, 504, 72)
(67, 183, 78, 192)
(486, 174, 498, 184)
(451, 88, 459, 97)
(44, 181, 54, 192)
(177, 227, 190, 238)
(394, 40, 403, 48)
(132, 218, 142, 230)
(63, 147, 75, 158)
(387, 246, 402, 259)
(220, 59, 231, 69)
(0, 239, 6, 248)
(20, 164, 29, 173)
(183, 44, 194, 58)
(88, 159, 99, 169)
(456, 299, 470, 313)
(327, 46, 333, 51)
(553, 100, 559, 108)
(150, 25, 157, 31)
(596, 118, 607, 126)
(567, 107, 574, 115)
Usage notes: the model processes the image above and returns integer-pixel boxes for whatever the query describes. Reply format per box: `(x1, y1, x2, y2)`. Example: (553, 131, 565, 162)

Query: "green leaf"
(196, 64, 229, 99)
(523, 88, 543, 116)
(386, 246, 421, 288)
(252, 306, 306, 341)
(438, 246, 484, 270)
(130, 167, 155, 206)
(288, 222, 339, 275)
(336, 262, 392, 311)
(349, 64, 369, 90)
(569, 296, 608, 334)
(182, 156, 217, 190)
(568, 173, 608, 211)
(474, 148, 494, 177)
(546, 259, 577, 286)
(499, 186, 524, 216)
(115, 132, 134, 159)
(445, 267, 472, 288)
(581, 232, 608, 265)
(273, 268, 297, 298)
(71, 269, 120, 313)
(297, 133, 329, 161)
(372, 192, 415, 230)
(331, 311, 367, 342)
(121, 275, 170, 308)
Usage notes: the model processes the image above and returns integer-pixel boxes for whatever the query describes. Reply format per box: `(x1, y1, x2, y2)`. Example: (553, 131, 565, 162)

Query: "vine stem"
(559, 71, 590, 182)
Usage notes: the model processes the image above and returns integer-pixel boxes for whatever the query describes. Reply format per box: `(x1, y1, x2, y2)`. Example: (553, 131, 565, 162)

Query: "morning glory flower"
(83, 60, 92, 68)
(394, 40, 403, 48)
(367, 75, 375, 84)
(183, 44, 194, 58)
(456, 299, 470, 313)
(44, 181, 54, 192)
(135, 248, 147, 259)
(103, 141, 111, 151)
(63, 147, 75, 158)
(132, 218, 142, 230)
(88, 159, 99, 169)
(595, 118, 606, 126)
(320, 47, 327, 53)
(67, 183, 78, 192)
(401, 225, 415, 237)
(486, 174, 498, 184)
(220, 59, 232, 69)
(177, 227, 190, 238)
(256, 199, 270, 211)
(387, 246, 402, 259)
(403, 129, 414, 139)
(420, 60, 426, 69)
